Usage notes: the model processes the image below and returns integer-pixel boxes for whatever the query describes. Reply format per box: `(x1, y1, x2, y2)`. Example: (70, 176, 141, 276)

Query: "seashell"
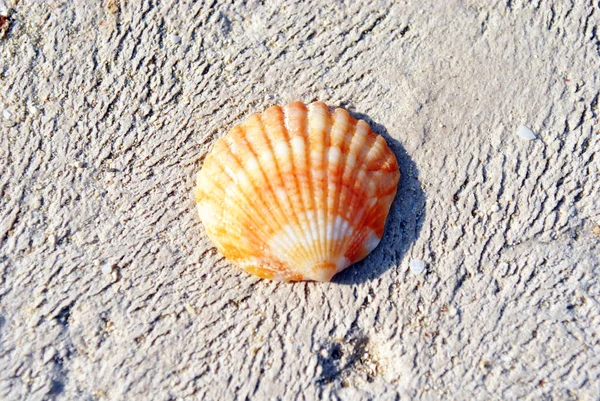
(194, 101, 400, 282)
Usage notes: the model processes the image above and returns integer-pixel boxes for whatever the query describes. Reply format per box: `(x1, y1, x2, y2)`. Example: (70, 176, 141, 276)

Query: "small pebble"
(170, 34, 181, 44)
(101, 263, 113, 275)
(42, 347, 56, 364)
(516, 125, 536, 140)
(2, 109, 11, 120)
(410, 258, 426, 274)
(47, 234, 56, 248)
(490, 204, 500, 213)
(71, 161, 84, 169)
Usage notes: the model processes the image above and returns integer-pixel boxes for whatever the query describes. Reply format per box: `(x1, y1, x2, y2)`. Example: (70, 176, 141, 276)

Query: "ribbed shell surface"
(194, 101, 400, 281)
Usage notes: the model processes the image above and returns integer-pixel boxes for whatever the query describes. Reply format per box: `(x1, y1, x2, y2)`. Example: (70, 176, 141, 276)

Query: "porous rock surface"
(0, 1, 599, 400)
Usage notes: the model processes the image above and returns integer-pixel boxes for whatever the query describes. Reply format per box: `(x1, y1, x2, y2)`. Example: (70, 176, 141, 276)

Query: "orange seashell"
(194, 101, 400, 282)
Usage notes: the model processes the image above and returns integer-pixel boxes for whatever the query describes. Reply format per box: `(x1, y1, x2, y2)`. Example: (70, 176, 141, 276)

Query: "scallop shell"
(194, 101, 400, 282)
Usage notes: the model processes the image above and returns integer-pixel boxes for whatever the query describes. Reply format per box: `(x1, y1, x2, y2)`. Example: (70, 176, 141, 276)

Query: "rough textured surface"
(0, 0, 598, 400)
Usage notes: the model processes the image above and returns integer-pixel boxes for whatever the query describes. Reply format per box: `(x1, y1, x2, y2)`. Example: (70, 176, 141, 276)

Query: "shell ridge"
(288, 102, 320, 264)
(343, 197, 377, 262)
(333, 121, 369, 257)
(221, 125, 294, 256)
(305, 104, 321, 265)
(322, 106, 336, 263)
(317, 103, 334, 263)
(279, 106, 313, 266)
(358, 138, 400, 237)
(200, 200, 265, 261)
(323, 107, 343, 264)
(335, 122, 380, 259)
(342, 132, 398, 261)
(346, 137, 381, 250)
(319, 103, 334, 263)
(237, 122, 301, 261)
(206, 142, 287, 256)
(257, 109, 313, 265)
(330, 111, 356, 258)
(307, 102, 329, 266)
(274, 106, 318, 267)
(328, 109, 352, 261)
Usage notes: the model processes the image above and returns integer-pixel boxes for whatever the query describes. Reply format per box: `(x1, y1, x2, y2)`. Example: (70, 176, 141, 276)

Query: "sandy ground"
(1, 0, 599, 400)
